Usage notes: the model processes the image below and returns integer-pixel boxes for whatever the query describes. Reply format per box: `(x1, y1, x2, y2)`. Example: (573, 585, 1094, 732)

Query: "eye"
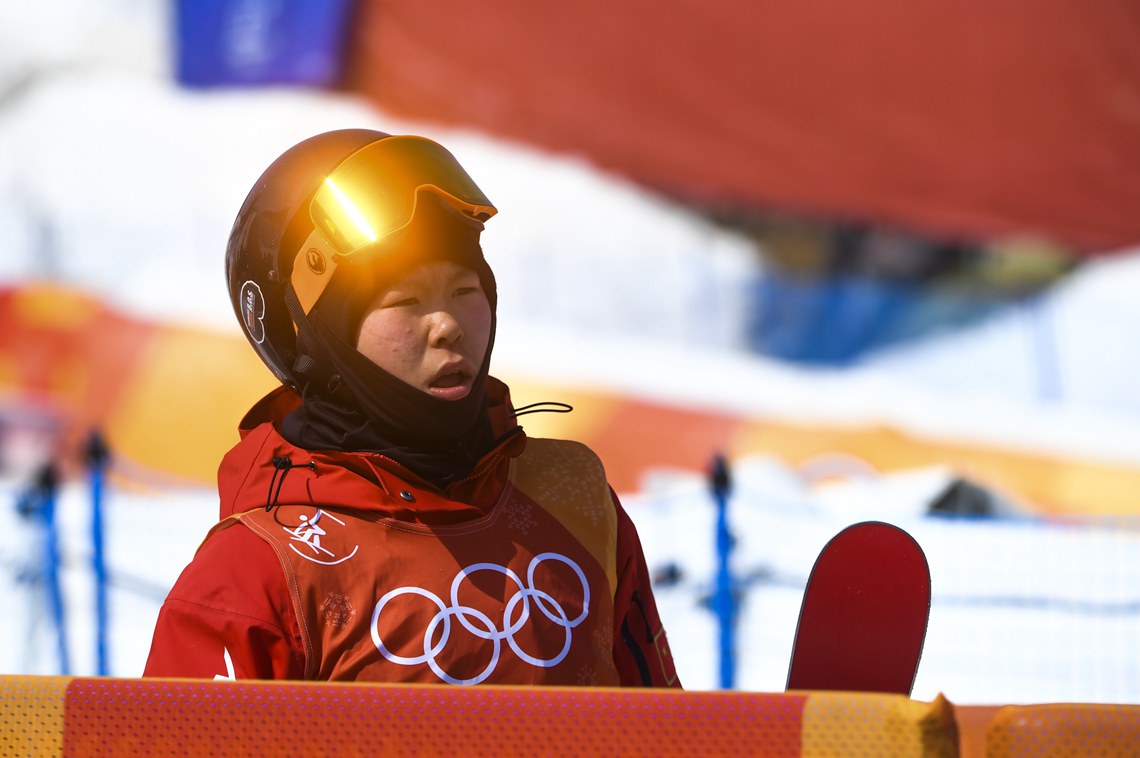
(381, 294, 418, 308)
(453, 286, 482, 297)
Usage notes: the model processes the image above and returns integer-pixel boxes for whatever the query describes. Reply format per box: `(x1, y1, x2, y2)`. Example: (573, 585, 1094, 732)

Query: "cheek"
(466, 300, 494, 351)
(356, 314, 420, 369)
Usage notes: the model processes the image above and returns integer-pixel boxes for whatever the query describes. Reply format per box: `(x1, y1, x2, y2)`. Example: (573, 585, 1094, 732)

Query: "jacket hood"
(217, 376, 525, 524)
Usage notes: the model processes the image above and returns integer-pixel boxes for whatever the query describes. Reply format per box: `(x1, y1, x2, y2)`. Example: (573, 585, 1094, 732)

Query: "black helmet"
(225, 129, 497, 392)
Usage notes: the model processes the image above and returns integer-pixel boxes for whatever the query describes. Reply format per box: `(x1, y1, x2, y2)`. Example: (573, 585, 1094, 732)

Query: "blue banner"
(176, 0, 355, 88)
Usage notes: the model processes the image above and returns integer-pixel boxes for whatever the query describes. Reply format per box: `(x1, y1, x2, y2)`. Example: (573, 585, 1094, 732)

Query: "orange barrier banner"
(6, 283, 1140, 513)
(0, 676, 959, 757)
(986, 703, 1140, 758)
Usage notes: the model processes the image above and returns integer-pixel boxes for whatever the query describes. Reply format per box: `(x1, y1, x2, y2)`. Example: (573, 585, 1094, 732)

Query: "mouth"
(427, 366, 474, 399)
(431, 371, 468, 388)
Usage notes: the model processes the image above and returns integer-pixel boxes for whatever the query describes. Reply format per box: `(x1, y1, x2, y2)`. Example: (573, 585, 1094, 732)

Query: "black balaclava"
(281, 192, 501, 487)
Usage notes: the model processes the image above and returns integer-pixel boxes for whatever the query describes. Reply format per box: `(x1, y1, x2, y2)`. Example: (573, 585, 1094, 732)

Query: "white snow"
(3, 1, 1140, 707)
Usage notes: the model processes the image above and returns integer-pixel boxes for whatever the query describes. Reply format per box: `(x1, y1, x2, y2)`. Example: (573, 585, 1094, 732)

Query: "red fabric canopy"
(345, 0, 1140, 253)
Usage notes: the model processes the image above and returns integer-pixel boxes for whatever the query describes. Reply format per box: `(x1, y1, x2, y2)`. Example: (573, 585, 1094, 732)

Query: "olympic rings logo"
(370, 552, 590, 685)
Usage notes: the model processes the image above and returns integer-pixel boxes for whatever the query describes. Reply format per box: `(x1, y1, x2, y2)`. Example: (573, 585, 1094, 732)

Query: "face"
(355, 261, 492, 400)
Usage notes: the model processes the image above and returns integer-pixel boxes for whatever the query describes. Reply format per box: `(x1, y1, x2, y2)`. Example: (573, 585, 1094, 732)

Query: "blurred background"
(2, 0, 1140, 705)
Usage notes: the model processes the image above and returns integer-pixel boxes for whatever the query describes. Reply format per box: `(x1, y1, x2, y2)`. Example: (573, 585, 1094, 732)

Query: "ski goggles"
(291, 135, 497, 314)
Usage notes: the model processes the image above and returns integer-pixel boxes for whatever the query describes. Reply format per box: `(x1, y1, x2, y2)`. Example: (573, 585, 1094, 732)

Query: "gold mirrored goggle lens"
(292, 136, 497, 315)
(308, 135, 496, 257)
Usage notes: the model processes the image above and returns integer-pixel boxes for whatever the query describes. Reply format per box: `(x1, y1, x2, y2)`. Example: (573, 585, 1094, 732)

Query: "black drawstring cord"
(512, 401, 574, 418)
(631, 590, 655, 644)
(265, 457, 317, 511)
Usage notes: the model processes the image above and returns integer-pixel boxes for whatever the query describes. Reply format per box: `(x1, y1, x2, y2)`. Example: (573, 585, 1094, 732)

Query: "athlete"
(143, 130, 679, 687)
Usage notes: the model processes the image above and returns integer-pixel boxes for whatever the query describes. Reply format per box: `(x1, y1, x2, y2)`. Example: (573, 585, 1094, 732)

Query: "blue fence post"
(86, 430, 111, 676)
(18, 462, 69, 675)
(710, 454, 736, 689)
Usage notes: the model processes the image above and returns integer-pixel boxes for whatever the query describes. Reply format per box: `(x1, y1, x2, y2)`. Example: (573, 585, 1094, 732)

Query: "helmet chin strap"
(282, 282, 346, 397)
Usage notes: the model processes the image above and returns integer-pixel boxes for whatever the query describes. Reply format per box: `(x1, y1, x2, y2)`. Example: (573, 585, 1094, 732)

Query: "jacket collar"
(219, 377, 526, 525)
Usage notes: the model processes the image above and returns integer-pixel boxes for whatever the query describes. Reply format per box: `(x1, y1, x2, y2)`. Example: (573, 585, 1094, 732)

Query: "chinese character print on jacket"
(144, 379, 679, 688)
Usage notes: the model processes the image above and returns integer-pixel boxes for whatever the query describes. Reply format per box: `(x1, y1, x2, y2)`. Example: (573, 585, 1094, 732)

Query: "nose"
(428, 308, 463, 348)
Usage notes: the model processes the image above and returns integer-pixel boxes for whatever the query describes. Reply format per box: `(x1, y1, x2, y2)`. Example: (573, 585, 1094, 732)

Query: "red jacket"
(144, 380, 679, 687)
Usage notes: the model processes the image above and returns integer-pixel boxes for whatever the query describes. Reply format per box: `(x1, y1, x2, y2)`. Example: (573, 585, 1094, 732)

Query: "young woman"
(144, 130, 679, 687)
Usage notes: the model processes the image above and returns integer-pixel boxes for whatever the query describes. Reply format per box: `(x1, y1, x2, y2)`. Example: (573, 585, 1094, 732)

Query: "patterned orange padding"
(986, 703, 1140, 758)
(0, 676, 67, 757)
(61, 680, 805, 757)
(0, 676, 966, 757)
(804, 691, 957, 756)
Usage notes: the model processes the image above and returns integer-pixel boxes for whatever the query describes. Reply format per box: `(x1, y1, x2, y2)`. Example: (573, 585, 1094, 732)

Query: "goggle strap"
(291, 229, 339, 315)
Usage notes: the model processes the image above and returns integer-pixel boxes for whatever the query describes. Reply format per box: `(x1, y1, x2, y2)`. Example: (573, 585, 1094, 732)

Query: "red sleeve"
(143, 522, 306, 680)
(610, 491, 682, 688)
